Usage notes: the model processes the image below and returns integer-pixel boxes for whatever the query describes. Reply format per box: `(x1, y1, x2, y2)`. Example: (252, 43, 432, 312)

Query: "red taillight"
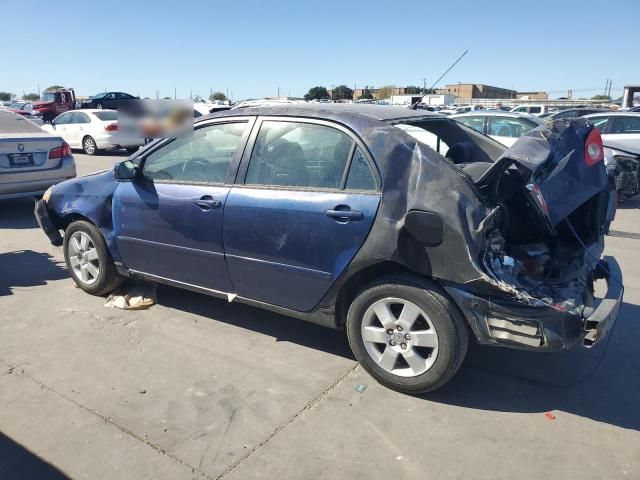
(526, 183, 549, 215)
(585, 127, 604, 166)
(49, 142, 72, 159)
(105, 123, 118, 131)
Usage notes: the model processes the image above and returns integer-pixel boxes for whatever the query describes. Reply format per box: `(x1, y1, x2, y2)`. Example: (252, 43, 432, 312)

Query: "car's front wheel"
(82, 136, 99, 155)
(63, 220, 124, 296)
(346, 276, 468, 394)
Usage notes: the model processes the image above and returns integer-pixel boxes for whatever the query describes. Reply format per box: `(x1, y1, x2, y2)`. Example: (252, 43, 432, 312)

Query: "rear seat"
(445, 141, 493, 182)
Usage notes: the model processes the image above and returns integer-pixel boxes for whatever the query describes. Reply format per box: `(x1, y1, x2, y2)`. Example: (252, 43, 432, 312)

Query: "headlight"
(42, 186, 53, 203)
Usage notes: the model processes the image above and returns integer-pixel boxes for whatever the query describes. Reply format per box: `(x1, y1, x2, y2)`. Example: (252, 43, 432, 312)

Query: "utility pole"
(277, 86, 280, 98)
(174, 87, 176, 99)
(607, 80, 612, 98)
(226, 88, 229, 100)
(603, 79, 609, 97)
(423, 78, 426, 94)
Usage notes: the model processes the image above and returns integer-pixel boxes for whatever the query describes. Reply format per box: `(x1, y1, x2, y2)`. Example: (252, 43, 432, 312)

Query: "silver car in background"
(0, 110, 76, 200)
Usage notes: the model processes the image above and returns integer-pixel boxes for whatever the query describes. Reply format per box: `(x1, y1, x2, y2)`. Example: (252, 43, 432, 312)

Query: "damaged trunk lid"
(474, 118, 616, 316)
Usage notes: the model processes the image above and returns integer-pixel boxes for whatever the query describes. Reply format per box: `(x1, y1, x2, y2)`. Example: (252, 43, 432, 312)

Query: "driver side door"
(113, 118, 254, 293)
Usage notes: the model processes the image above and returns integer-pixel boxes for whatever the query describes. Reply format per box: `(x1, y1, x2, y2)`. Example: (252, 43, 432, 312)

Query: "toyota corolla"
(34, 104, 623, 393)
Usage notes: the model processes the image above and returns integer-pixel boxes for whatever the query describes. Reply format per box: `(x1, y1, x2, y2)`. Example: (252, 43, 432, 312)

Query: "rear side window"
(143, 122, 248, 184)
(72, 112, 91, 124)
(529, 106, 542, 114)
(345, 147, 377, 191)
(94, 111, 118, 121)
(245, 121, 354, 189)
(610, 116, 640, 134)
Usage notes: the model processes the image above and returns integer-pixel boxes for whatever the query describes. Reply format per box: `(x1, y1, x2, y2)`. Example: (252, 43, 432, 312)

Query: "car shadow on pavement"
(157, 285, 354, 360)
(0, 198, 38, 229)
(617, 196, 640, 209)
(0, 431, 69, 479)
(427, 300, 640, 431)
(0, 250, 68, 297)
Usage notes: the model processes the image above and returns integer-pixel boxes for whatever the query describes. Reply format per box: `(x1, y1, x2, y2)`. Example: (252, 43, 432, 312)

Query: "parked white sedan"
(450, 111, 544, 147)
(41, 109, 144, 155)
(584, 112, 640, 197)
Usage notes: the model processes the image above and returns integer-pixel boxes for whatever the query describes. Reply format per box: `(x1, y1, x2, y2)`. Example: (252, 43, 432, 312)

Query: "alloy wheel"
(83, 137, 96, 155)
(68, 231, 100, 285)
(361, 297, 439, 377)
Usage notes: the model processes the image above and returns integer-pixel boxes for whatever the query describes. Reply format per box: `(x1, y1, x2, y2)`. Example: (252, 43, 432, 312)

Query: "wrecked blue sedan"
(35, 105, 623, 393)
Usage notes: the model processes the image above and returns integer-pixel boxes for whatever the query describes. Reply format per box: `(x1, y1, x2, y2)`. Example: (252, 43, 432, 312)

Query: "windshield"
(93, 111, 118, 121)
(41, 92, 55, 102)
(92, 92, 108, 99)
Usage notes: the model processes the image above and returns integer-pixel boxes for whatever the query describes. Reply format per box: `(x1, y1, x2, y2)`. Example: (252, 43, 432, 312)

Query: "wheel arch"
(334, 261, 430, 328)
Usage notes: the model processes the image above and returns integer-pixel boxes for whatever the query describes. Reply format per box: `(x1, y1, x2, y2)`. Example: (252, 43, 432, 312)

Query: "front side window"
(142, 122, 248, 184)
(488, 117, 536, 138)
(53, 112, 72, 125)
(245, 121, 354, 189)
(610, 116, 640, 134)
(455, 116, 484, 133)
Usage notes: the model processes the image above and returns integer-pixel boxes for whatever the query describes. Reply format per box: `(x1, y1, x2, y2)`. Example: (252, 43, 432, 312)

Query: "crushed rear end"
(446, 118, 622, 351)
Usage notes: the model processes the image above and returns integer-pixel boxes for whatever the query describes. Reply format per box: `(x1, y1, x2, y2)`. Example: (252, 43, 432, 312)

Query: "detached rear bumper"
(445, 256, 623, 352)
(34, 199, 63, 246)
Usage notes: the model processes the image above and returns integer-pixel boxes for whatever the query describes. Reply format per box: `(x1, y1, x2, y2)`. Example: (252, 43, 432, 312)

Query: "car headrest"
(445, 141, 476, 164)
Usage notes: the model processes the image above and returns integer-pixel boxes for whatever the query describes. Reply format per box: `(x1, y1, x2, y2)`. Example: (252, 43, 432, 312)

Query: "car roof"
(583, 112, 640, 118)
(206, 103, 441, 124)
(0, 110, 49, 135)
(451, 111, 544, 122)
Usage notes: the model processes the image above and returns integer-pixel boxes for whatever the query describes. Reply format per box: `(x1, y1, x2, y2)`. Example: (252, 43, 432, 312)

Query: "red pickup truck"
(32, 88, 76, 123)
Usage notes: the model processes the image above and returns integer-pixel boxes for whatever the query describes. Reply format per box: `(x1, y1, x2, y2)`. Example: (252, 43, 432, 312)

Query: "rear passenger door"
(223, 118, 381, 311)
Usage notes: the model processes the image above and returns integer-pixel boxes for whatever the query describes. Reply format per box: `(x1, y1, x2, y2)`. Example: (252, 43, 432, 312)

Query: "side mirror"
(113, 160, 138, 181)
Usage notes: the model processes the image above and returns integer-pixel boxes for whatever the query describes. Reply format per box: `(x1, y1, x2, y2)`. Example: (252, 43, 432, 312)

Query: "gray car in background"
(0, 110, 76, 200)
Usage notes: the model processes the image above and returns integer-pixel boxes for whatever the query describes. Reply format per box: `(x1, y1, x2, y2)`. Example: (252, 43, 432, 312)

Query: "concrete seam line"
(216, 364, 360, 480)
(0, 358, 216, 480)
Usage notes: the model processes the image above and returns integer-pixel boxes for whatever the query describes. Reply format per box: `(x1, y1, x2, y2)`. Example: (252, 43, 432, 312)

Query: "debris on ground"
(355, 384, 368, 393)
(104, 283, 157, 310)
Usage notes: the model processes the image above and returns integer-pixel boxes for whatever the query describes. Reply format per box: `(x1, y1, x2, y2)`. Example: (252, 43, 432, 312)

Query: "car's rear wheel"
(63, 220, 124, 296)
(82, 136, 99, 155)
(346, 276, 468, 394)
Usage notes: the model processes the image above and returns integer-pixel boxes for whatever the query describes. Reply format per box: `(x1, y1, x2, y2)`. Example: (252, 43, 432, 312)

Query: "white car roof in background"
(450, 111, 545, 123)
(583, 112, 640, 118)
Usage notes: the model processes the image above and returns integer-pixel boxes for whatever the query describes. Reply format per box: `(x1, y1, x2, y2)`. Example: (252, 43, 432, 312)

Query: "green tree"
(591, 94, 611, 101)
(0, 92, 13, 101)
(22, 93, 40, 101)
(358, 89, 373, 100)
(304, 86, 330, 101)
(209, 91, 227, 102)
(44, 85, 65, 91)
(376, 85, 395, 100)
(332, 85, 353, 100)
(404, 85, 422, 94)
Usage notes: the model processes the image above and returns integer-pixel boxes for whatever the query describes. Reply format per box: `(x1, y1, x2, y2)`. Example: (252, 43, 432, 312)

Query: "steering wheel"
(181, 157, 210, 180)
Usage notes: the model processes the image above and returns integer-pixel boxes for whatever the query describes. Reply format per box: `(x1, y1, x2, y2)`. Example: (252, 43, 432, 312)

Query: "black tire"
(42, 112, 54, 124)
(82, 136, 99, 155)
(63, 220, 124, 296)
(346, 275, 469, 394)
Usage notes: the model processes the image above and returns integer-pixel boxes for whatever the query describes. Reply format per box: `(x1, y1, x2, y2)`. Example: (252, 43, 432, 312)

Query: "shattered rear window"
(395, 123, 449, 155)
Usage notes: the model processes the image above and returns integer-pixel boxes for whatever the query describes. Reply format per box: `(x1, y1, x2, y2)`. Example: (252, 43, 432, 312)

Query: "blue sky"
(3, 0, 638, 100)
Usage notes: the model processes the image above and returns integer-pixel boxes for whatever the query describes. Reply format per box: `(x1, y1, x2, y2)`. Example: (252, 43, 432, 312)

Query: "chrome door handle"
(193, 196, 221, 210)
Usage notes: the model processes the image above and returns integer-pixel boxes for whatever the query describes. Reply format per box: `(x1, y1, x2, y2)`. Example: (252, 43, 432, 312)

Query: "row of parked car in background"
(2, 89, 639, 199)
